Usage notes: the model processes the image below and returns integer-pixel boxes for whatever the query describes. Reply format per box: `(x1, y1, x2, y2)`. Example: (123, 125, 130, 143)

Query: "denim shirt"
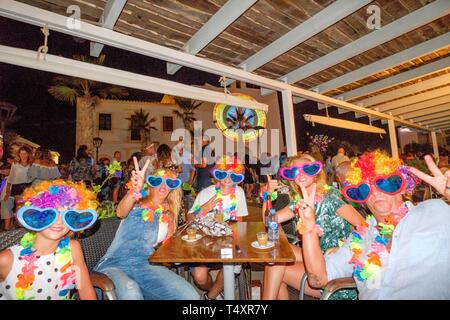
(95, 206, 159, 270)
(325, 199, 450, 299)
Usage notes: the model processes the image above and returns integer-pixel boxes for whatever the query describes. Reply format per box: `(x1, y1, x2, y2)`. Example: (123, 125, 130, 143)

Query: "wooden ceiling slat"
(12, 0, 448, 106)
(296, 14, 450, 89)
(17, 0, 103, 22)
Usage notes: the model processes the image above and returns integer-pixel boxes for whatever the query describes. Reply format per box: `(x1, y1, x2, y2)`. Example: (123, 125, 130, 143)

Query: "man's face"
(114, 152, 121, 161)
(366, 189, 404, 219)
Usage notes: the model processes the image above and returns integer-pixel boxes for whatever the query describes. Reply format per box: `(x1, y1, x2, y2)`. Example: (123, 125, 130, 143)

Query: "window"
(130, 115, 141, 141)
(162, 116, 174, 132)
(99, 113, 111, 130)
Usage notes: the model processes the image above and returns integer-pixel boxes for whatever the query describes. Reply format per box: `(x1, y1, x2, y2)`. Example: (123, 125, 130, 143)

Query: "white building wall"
(92, 84, 284, 161)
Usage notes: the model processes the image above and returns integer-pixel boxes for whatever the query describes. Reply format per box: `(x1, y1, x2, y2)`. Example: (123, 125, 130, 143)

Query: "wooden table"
(150, 221, 295, 300)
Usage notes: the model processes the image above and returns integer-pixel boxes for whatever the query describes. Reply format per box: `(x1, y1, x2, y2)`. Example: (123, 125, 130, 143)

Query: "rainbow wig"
(215, 155, 244, 174)
(345, 150, 420, 195)
(19, 179, 98, 212)
(152, 168, 178, 179)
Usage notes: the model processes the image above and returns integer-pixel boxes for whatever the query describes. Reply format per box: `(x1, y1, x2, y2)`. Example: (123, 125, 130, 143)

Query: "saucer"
(181, 234, 202, 242)
(251, 241, 274, 250)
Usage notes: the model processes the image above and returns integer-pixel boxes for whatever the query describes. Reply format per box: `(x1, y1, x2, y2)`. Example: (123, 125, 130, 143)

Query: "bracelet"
(128, 184, 148, 201)
(298, 222, 323, 236)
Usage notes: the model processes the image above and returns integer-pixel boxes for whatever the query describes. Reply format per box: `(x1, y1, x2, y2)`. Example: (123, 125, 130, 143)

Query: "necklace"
(350, 203, 408, 282)
(15, 232, 76, 300)
(140, 201, 170, 223)
(215, 184, 237, 220)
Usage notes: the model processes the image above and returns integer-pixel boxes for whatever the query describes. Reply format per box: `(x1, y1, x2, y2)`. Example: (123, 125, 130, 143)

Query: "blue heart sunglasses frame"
(212, 169, 245, 184)
(279, 161, 323, 180)
(146, 175, 182, 190)
(17, 206, 98, 232)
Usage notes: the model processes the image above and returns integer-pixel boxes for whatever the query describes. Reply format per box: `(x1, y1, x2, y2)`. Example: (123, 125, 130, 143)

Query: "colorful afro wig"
(19, 179, 99, 212)
(215, 155, 245, 174)
(345, 150, 420, 195)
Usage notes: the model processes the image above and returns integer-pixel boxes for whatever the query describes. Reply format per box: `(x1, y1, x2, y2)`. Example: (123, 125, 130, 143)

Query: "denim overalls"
(95, 206, 199, 300)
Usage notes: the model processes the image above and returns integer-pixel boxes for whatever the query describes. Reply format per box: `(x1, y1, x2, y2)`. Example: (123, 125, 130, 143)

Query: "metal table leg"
(223, 264, 235, 300)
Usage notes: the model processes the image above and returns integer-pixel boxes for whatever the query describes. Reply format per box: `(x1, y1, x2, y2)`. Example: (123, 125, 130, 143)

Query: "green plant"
(92, 160, 122, 194)
(173, 97, 202, 135)
(48, 54, 128, 149)
(96, 200, 116, 220)
(126, 108, 158, 149)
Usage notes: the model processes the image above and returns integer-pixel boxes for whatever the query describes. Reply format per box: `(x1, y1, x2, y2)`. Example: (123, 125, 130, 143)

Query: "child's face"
(40, 214, 70, 240)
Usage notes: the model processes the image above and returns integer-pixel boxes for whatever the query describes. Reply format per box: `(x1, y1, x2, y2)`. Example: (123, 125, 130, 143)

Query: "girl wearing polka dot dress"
(0, 180, 97, 300)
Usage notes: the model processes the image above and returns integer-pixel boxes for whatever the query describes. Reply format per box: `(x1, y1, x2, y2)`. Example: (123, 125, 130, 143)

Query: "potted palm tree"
(173, 97, 202, 136)
(126, 108, 158, 150)
(48, 54, 128, 150)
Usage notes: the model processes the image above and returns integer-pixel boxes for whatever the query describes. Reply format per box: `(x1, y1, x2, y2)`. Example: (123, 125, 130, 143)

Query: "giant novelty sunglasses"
(17, 206, 98, 232)
(341, 173, 406, 203)
(280, 161, 323, 180)
(212, 169, 245, 184)
(146, 175, 182, 190)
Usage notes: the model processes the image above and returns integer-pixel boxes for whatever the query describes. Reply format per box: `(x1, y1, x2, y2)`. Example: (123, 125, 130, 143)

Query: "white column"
(431, 131, 439, 160)
(281, 90, 298, 157)
(388, 119, 399, 159)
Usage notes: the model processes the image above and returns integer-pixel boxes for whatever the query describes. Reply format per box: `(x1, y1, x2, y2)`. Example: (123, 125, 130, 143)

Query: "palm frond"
(48, 85, 80, 105)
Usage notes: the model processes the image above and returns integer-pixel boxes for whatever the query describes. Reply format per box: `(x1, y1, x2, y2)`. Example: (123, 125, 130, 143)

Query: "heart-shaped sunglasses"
(280, 161, 323, 180)
(17, 206, 98, 232)
(146, 176, 182, 190)
(341, 173, 405, 203)
(212, 169, 244, 184)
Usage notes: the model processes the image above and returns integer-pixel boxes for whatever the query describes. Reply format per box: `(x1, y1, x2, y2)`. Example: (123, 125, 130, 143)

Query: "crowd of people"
(0, 137, 449, 300)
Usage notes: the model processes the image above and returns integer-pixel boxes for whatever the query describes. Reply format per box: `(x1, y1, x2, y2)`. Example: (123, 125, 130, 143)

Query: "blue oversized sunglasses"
(17, 206, 98, 232)
(212, 169, 245, 184)
(146, 176, 182, 190)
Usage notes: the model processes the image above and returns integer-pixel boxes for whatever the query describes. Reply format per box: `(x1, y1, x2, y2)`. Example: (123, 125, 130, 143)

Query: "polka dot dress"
(0, 245, 65, 300)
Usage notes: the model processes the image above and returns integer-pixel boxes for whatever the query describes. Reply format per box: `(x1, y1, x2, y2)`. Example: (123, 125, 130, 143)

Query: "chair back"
(78, 218, 121, 270)
(0, 228, 27, 251)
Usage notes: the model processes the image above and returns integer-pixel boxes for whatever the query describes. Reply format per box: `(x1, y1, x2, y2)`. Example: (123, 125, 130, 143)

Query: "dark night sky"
(0, 16, 220, 162)
(0, 15, 393, 163)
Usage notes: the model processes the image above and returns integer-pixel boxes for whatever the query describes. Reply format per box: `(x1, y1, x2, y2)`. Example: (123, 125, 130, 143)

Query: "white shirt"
(188, 185, 248, 221)
(155, 223, 169, 246)
(325, 200, 450, 299)
(7, 162, 30, 184)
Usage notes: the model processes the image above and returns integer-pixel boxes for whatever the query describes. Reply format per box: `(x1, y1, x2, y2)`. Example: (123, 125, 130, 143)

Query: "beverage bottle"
(268, 208, 279, 242)
(264, 199, 272, 230)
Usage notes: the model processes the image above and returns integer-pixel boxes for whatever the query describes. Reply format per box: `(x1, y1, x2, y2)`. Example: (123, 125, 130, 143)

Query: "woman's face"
(40, 214, 70, 240)
(292, 159, 316, 189)
(19, 150, 29, 163)
(150, 179, 171, 202)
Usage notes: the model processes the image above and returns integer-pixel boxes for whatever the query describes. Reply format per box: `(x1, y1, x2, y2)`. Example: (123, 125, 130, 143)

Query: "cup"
(187, 226, 197, 240)
(257, 231, 268, 246)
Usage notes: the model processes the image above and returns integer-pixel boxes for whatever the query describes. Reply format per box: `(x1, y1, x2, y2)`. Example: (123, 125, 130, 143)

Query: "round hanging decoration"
(213, 93, 267, 142)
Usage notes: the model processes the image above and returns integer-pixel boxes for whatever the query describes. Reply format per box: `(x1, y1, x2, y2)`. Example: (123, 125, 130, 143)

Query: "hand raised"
(130, 156, 150, 191)
(409, 155, 450, 201)
(201, 195, 221, 214)
(296, 183, 317, 234)
(266, 175, 280, 194)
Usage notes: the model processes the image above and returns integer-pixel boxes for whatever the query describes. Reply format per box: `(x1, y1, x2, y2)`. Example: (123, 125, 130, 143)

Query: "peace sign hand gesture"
(130, 156, 150, 191)
(409, 155, 450, 201)
(296, 183, 317, 234)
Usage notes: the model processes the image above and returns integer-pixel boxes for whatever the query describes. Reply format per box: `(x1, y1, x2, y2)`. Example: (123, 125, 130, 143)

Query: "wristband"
(298, 223, 323, 236)
(128, 183, 148, 201)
